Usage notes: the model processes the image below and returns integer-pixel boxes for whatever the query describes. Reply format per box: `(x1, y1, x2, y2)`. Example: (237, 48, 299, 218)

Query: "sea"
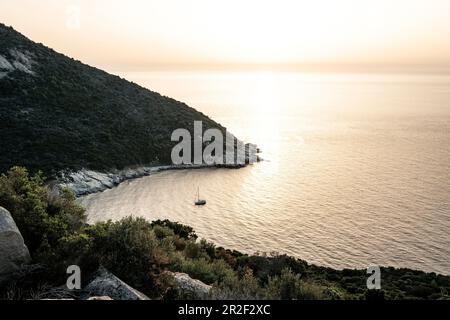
(79, 70, 450, 275)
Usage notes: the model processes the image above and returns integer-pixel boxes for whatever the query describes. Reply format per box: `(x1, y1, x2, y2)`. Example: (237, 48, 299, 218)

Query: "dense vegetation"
(0, 23, 226, 176)
(1, 167, 449, 300)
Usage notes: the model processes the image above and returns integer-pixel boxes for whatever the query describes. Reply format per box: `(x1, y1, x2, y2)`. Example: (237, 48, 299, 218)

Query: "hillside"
(2, 167, 450, 300)
(0, 23, 227, 176)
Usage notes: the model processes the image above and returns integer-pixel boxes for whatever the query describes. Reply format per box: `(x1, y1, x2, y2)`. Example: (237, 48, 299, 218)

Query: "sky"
(1, 0, 450, 71)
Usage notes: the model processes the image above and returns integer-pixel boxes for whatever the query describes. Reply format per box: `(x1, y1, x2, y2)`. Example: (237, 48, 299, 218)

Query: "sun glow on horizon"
(1, 0, 450, 70)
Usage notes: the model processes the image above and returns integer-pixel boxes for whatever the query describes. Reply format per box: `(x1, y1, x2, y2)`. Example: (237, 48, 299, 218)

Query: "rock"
(58, 167, 164, 196)
(166, 271, 212, 299)
(57, 163, 248, 197)
(0, 49, 35, 78)
(87, 296, 113, 300)
(0, 207, 31, 284)
(83, 267, 150, 300)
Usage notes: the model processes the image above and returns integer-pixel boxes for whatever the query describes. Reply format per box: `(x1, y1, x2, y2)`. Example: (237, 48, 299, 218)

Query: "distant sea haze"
(80, 71, 450, 275)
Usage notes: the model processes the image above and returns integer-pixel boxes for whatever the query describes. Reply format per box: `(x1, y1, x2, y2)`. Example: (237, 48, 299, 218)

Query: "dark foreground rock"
(0, 206, 31, 285)
(83, 267, 150, 300)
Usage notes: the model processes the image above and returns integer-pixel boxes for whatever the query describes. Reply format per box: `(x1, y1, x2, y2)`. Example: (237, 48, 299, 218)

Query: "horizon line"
(103, 62, 450, 74)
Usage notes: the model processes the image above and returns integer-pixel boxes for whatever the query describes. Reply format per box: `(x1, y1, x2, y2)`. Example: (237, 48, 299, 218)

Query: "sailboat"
(195, 186, 206, 206)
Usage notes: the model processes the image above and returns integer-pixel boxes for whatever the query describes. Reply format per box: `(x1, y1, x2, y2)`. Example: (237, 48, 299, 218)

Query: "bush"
(42, 217, 176, 297)
(237, 254, 308, 284)
(152, 224, 175, 239)
(151, 219, 197, 240)
(266, 268, 325, 300)
(84, 217, 173, 296)
(172, 256, 236, 285)
(199, 239, 216, 259)
(0, 166, 86, 254)
(184, 242, 201, 259)
(210, 268, 264, 300)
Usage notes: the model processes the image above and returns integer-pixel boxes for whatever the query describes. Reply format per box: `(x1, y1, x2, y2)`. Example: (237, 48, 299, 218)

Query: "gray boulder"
(83, 267, 150, 300)
(0, 207, 31, 284)
(166, 271, 212, 299)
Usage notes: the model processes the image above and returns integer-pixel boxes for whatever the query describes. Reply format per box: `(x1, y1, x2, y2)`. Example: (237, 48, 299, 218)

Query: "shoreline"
(57, 163, 247, 197)
(56, 166, 450, 281)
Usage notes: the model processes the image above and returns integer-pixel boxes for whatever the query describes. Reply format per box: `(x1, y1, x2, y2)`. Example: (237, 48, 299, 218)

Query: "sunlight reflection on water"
(80, 71, 450, 274)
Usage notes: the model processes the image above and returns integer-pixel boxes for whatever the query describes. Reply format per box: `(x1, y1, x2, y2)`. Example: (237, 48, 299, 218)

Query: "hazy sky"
(1, 0, 450, 71)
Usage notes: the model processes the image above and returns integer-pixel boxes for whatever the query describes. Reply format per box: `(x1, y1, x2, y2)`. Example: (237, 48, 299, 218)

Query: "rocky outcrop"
(87, 296, 113, 300)
(56, 145, 260, 197)
(0, 48, 35, 79)
(83, 267, 150, 300)
(57, 166, 171, 196)
(57, 164, 218, 196)
(0, 207, 31, 285)
(166, 271, 212, 299)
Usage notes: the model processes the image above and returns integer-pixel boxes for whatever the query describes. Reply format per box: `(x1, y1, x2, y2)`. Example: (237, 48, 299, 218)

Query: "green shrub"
(151, 219, 197, 240)
(173, 256, 235, 285)
(237, 254, 308, 284)
(0, 166, 86, 254)
(84, 217, 173, 296)
(184, 242, 201, 259)
(172, 235, 187, 251)
(34, 217, 178, 297)
(210, 268, 264, 300)
(266, 268, 325, 300)
(199, 239, 216, 259)
(152, 224, 175, 239)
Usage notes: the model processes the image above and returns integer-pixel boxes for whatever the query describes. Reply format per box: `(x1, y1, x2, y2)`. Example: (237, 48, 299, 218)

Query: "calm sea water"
(80, 71, 450, 275)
